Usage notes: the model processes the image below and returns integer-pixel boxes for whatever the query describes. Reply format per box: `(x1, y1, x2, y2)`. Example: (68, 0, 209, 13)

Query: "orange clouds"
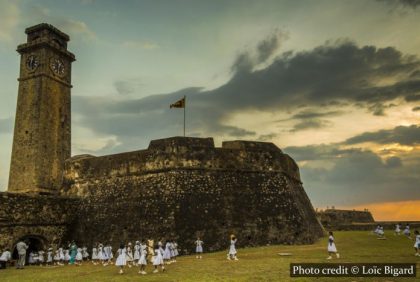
(345, 200, 420, 221)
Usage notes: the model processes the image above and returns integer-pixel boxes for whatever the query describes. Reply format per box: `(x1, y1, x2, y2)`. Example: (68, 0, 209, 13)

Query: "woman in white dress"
(414, 230, 420, 256)
(115, 243, 127, 274)
(228, 235, 238, 260)
(54, 249, 61, 265)
(377, 225, 385, 238)
(64, 249, 70, 263)
(59, 247, 64, 264)
(138, 241, 148, 275)
(91, 244, 98, 265)
(327, 231, 340, 259)
(195, 237, 203, 259)
(47, 248, 53, 265)
(134, 241, 140, 265)
(126, 242, 134, 267)
(97, 243, 105, 264)
(395, 223, 401, 235)
(152, 244, 165, 273)
(403, 224, 411, 238)
(102, 244, 110, 266)
(163, 241, 172, 264)
(38, 250, 45, 266)
(173, 241, 179, 261)
(170, 241, 176, 263)
(82, 246, 89, 261)
(28, 252, 35, 265)
(76, 248, 83, 265)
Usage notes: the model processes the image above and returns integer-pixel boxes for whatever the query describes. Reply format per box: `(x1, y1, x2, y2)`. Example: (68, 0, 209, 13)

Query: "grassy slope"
(1, 231, 419, 282)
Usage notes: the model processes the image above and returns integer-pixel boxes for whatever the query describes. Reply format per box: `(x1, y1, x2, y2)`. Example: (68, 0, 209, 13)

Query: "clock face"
(26, 55, 39, 71)
(50, 58, 66, 76)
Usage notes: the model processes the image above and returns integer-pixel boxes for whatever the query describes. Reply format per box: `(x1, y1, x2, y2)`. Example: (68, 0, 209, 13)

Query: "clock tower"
(8, 23, 75, 194)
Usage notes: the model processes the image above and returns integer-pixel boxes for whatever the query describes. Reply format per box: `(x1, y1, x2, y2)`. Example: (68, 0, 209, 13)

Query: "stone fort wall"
(0, 192, 79, 250)
(61, 137, 324, 253)
(317, 209, 375, 229)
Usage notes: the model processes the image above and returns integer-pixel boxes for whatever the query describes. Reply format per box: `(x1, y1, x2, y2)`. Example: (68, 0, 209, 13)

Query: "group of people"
(327, 224, 420, 260)
(1, 228, 418, 274)
(394, 223, 412, 237)
(28, 245, 89, 266)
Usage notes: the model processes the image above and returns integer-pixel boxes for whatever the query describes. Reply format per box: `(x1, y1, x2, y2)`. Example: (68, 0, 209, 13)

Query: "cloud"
(290, 110, 344, 120)
(290, 119, 332, 132)
(114, 79, 144, 96)
(26, 5, 96, 40)
(413, 106, 420, 111)
(344, 124, 420, 146)
(59, 19, 96, 40)
(0, 0, 20, 42)
(231, 29, 289, 73)
(283, 143, 420, 206)
(72, 38, 420, 154)
(378, 0, 420, 10)
(122, 40, 160, 50)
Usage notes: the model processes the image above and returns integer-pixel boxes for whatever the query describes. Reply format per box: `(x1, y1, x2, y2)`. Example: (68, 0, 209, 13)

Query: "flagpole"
(183, 95, 186, 137)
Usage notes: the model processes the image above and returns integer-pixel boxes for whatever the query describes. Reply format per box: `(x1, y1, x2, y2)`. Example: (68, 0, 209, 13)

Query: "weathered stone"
(0, 24, 324, 256)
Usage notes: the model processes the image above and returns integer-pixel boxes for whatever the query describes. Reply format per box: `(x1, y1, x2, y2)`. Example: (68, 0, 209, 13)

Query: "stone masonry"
(0, 23, 324, 256)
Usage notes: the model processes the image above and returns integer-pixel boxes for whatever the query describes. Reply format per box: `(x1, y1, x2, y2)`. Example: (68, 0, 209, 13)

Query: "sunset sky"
(0, 0, 419, 221)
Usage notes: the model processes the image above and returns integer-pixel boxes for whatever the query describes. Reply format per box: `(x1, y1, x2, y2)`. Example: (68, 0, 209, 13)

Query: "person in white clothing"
(134, 241, 140, 265)
(115, 243, 127, 274)
(38, 250, 45, 266)
(91, 244, 98, 265)
(82, 246, 89, 261)
(126, 242, 134, 268)
(327, 231, 340, 259)
(172, 241, 179, 262)
(138, 240, 148, 275)
(403, 224, 411, 239)
(152, 244, 165, 273)
(227, 234, 238, 261)
(0, 248, 11, 269)
(75, 248, 83, 265)
(163, 241, 172, 264)
(46, 247, 53, 266)
(395, 223, 401, 235)
(195, 237, 203, 259)
(414, 230, 420, 257)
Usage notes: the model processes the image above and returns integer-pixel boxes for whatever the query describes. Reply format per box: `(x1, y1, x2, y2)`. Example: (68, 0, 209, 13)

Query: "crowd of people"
(0, 235, 239, 274)
(1, 228, 418, 274)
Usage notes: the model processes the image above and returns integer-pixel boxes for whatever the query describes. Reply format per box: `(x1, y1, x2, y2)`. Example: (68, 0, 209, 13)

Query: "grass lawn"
(1, 231, 419, 281)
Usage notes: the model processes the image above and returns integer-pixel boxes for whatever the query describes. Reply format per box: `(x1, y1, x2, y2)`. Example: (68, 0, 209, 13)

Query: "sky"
(0, 0, 419, 221)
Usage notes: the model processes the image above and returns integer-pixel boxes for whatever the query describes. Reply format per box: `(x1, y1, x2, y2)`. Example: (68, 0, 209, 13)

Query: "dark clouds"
(73, 39, 420, 154)
(283, 125, 420, 205)
(231, 29, 288, 73)
(345, 124, 420, 146)
(286, 110, 343, 131)
(69, 35, 420, 208)
(283, 143, 420, 206)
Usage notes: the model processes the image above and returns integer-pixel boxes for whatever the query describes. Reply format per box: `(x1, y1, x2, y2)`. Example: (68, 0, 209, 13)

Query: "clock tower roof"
(25, 23, 70, 42)
(17, 23, 75, 62)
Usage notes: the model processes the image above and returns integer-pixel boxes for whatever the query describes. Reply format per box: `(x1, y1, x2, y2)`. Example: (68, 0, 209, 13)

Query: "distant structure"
(317, 209, 375, 229)
(0, 24, 324, 258)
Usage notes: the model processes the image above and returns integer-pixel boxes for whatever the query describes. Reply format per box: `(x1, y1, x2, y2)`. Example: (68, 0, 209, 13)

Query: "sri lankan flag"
(170, 96, 185, 108)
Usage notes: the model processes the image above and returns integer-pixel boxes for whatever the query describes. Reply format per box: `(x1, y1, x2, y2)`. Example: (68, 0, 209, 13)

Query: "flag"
(170, 97, 185, 108)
